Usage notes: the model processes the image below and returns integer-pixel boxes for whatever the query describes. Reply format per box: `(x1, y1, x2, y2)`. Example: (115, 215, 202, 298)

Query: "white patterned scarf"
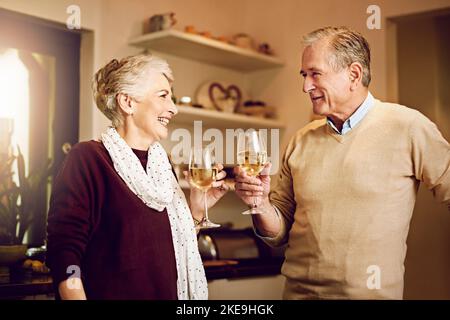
(101, 127, 207, 300)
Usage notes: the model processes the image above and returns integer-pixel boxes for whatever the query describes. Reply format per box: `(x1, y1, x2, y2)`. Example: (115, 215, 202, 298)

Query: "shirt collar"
(327, 92, 374, 135)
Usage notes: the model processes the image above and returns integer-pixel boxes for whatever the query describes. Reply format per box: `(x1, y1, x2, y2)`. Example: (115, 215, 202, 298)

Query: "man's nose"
(303, 77, 315, 93)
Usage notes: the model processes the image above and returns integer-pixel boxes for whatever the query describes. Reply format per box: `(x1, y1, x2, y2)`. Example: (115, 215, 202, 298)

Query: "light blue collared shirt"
(327, 92, 375, 135)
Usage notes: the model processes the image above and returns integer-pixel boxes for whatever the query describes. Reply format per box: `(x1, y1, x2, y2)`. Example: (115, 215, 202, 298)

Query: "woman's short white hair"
(93, 54, 173, 127)
(303, 26, 371, 87)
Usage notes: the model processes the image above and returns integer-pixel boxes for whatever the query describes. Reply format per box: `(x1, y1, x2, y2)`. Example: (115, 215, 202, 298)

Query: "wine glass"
(237, 129, 268, 215)
(189, 146, 221, 229)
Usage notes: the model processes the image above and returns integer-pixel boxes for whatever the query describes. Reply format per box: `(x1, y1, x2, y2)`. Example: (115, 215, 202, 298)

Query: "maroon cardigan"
(46, 140, 178, 300)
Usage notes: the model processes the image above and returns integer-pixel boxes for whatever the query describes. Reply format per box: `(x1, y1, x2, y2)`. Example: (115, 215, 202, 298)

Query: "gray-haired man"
(235, 26, 450, 299)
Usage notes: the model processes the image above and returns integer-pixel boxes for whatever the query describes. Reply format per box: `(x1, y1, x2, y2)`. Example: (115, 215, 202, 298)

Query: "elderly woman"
(46, 54, 228, 300)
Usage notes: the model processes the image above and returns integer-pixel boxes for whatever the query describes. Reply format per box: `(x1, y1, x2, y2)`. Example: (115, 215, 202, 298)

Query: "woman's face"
(131, 72, 177, 143)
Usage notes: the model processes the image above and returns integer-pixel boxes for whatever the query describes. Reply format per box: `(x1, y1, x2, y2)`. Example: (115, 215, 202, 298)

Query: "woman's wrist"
(189, 204, 205, 222)
(192, 216, 203, 227)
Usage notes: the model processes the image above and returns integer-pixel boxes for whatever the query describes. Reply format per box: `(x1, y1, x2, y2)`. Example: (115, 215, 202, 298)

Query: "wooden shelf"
(172, 105, 285, 129)
(129, 30, 284, 72)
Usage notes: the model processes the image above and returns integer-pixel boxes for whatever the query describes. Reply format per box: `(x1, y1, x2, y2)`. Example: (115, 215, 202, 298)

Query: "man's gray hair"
(93, 54, 174, 127)
(303, 26, 371, 87)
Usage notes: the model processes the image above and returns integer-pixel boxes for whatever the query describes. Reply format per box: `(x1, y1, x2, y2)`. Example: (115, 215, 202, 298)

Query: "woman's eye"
(160, 94, 167, 99)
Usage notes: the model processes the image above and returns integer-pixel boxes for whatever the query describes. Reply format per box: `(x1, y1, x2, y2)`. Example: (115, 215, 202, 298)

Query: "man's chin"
(312, 104, 328, 117)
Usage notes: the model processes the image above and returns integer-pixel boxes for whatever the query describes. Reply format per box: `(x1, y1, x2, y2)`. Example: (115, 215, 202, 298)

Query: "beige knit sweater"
(264, 99, 450, 299)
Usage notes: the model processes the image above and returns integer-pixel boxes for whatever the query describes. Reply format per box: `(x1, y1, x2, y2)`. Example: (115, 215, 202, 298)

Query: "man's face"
(300, 40, 352, 117)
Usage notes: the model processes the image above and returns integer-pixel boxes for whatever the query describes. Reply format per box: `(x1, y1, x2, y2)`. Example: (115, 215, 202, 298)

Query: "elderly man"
(235, 26, 450, 299)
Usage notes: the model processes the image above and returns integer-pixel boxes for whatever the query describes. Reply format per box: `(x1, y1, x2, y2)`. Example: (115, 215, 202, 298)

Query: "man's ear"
(117, 93, 134, 115)
(349, 62, 363, 91)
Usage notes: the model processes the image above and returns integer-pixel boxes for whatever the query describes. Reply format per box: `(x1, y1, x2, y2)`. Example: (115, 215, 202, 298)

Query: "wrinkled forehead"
(144, 70, 172, 93)
(301, 40, 333, 70)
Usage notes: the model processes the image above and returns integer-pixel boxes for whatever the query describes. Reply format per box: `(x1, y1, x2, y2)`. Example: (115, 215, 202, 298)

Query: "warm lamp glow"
(0, 49, 30, 176)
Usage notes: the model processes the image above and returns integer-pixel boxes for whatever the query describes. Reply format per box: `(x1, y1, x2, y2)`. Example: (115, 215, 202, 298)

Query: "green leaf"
(0, 202, 14, 232)
(0, 149, 54, 245)
(17, 147, 26, 182)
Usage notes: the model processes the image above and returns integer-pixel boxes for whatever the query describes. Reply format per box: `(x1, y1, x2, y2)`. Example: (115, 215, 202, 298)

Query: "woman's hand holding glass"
(185, 164, 228, 219)
(185, 147, 228, 229)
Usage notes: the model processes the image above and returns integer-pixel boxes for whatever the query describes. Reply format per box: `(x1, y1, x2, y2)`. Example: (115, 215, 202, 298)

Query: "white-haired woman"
(46, 54, 228, 300)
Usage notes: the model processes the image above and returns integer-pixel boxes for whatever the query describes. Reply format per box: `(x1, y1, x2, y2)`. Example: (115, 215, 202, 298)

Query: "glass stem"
(203, 190, 209, 221)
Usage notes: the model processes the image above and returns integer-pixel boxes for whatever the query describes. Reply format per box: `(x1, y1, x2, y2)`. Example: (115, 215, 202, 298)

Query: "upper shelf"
(172, 105, 285, 129)
(129, 30, 284, 72)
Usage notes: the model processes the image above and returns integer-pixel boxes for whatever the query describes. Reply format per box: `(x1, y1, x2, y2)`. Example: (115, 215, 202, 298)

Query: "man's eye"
(160, 94, 167, 99)
(312, 72, 321, 77)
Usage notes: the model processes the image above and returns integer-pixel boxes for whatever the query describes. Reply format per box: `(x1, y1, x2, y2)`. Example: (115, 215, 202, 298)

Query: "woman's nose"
(169, 100, 178, 116)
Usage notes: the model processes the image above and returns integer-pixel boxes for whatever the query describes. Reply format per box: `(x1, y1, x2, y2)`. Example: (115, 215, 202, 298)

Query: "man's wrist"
(259, 196, 272, 211)
(246, 196, 271, 214)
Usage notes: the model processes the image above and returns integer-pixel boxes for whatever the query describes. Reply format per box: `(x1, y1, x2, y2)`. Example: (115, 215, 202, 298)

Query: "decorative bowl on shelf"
(236, 101, 276, 119)
(237, 106, 266, 118)
(232, 33, 254, 50)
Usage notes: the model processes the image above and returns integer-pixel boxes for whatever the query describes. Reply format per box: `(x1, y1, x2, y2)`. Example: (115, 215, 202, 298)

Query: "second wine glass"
(189, 146, 221, 229)
(237, 130, 268, 215)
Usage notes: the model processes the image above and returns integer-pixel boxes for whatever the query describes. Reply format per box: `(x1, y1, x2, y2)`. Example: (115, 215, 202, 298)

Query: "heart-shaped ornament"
(208, 82, 242, 112)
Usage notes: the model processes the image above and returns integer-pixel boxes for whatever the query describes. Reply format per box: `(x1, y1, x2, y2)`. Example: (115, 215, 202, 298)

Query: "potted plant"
(0, 147, 52, 271)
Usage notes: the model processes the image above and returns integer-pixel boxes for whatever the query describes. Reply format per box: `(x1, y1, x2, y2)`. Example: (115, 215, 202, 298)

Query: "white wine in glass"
(237, 150, 268, 177)
(189, 167, 218, 191)
(237, 130, 268, 215)
(189, 147, 221, 229)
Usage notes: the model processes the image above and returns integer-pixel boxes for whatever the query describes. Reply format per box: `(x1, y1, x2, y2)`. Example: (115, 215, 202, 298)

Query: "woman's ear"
(349, 62, 363, 91)
(117, 93, 134, 115)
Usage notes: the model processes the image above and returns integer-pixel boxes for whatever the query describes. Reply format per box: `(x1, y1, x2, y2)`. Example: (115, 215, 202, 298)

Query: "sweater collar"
(327, 92, 375, 135)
